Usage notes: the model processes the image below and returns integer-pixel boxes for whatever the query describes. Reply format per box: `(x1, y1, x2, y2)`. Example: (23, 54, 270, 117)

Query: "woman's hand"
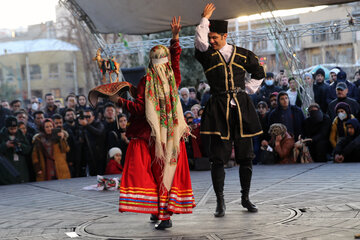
(171, 16, 181, 40)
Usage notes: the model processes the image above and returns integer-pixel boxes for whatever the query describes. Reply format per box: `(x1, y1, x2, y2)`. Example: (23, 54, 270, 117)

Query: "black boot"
(211, 163, 226, 217)
(150, 214, 159, 223)
(240, 166, 258, 213)
(214, 194, 226, 217)
(155, 219, 172, 230)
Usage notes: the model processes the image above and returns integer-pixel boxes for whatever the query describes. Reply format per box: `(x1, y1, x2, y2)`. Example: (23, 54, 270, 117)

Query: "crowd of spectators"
(2, 66, 360, 184)
(179, 67, 360, 166)
(0, 93, 129, 184)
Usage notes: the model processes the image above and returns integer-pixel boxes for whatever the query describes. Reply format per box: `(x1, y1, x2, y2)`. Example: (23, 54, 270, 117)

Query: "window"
(30, 64, 41, 80)
(325, 51, 336, 64)
(49, 64, 59, 79)
(51, 88, 61, 98)
(65, 63, 74, 79)
(312, 54, 321, 65)
(312, 21, 341, 43)
(6, 67, 15, 82)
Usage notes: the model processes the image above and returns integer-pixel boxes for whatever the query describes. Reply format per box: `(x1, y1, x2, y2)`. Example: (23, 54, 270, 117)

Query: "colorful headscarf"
(145, 45, 188, 191)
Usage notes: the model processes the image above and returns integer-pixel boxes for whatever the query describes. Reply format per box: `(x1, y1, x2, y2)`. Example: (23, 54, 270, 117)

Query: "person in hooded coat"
(302, 103, 332, 162)
(334, 118, 360, 162)
(329, 102, 355, 149)
(268, 91, 305, 140)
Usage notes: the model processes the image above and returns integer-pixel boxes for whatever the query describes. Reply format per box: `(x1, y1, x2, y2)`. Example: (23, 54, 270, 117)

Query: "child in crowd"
(105, 147, 123, 174)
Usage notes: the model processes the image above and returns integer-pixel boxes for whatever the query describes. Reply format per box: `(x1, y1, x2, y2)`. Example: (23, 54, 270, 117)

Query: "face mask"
(309, 110, 323, 122)
(265, 80, 274, 86)
(31, 103, 38, 111)
(338, 112, 347, 121)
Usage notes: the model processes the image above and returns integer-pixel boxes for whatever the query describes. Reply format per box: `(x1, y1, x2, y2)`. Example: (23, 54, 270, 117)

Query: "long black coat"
(195, 45, 265, 140)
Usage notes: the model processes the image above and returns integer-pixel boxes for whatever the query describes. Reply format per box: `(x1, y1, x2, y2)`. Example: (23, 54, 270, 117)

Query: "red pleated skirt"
(119, 139, 196, 220)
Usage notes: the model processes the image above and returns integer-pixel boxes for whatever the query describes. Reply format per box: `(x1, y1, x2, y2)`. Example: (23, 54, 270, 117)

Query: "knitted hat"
(330, 68, 340, 75)
(315, 68, 325, 77)
(335, 102, 351, 115)
(109, 147, 122, 158)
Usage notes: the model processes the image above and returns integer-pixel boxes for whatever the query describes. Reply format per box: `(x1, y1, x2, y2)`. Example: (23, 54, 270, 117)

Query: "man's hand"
(6, 140, 15, 148)
(202, 3, 216, 19)
(57, 131, 65, 139)
(171, 16, 181, 39)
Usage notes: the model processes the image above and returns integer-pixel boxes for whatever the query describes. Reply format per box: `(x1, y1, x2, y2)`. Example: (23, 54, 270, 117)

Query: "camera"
(12, 139, 22, 153)
(77, 110, 85, 120)
(51, 128, 61, 141)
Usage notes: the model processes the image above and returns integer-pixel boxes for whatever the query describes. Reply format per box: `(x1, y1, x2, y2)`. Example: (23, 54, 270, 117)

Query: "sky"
(0, 0, 58, 29)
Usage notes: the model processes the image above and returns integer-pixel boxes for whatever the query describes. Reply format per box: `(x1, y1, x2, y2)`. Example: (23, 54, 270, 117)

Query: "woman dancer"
(109, 16, 195, 230)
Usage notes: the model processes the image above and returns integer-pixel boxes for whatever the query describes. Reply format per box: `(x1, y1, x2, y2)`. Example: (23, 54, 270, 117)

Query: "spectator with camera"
(32, 118, 70, 181)
(0, 116, 32, 184)
(78, 109, 105, 176)
(14, 110, 37, 144)
(0, 102, 12, 130)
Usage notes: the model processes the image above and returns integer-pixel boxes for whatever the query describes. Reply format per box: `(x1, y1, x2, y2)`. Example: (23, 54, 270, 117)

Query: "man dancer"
(195, 3, 265, 217)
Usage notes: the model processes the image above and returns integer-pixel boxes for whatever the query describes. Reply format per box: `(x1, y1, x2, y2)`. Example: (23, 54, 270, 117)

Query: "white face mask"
(31, 103, 39, 111)
(338, 112, 347, 121)
(265, 80, 274, 86)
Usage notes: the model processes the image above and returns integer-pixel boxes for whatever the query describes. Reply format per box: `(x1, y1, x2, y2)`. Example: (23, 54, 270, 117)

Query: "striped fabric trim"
(119, 186, 159, 214)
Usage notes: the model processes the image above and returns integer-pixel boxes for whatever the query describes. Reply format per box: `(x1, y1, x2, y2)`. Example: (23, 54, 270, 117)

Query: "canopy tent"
(69, 0, 356, 35)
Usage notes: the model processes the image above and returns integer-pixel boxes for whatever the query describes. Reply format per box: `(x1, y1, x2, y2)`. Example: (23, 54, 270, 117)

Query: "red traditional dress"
(118, 40, 195, 220)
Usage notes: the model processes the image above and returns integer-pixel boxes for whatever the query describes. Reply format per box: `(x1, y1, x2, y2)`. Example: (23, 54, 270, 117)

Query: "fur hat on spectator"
(335, 102, 351, 116)
(109, 147, 122, 159)
(268, 123, 287, 138)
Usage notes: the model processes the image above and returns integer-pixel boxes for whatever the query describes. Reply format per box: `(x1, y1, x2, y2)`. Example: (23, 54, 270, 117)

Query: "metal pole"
(25, 56, 31, 99)
(73, 52, 78, 94)
(248, 20, 253, 51)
